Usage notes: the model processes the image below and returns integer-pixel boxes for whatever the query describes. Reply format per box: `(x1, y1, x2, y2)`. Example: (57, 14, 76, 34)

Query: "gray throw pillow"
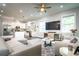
(70, 38, 78, 43)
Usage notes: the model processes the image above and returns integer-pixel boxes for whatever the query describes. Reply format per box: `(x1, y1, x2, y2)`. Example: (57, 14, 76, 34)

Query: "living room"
(0, 3, 79, 56)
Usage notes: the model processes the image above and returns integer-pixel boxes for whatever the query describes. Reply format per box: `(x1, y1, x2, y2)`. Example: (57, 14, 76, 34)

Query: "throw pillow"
(70, 38, 78, 43)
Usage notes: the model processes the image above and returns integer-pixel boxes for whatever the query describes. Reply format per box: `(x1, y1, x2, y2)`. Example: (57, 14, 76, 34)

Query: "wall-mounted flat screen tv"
(46, 21, 60, 30)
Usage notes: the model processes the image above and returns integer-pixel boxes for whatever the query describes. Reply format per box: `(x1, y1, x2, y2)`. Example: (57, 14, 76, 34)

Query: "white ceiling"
(0, 3, 79, 22)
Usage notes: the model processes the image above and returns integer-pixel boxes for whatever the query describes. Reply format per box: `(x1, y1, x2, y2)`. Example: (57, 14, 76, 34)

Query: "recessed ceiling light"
(2, 3, 6, 7)
(0, 15, 2, 16)
(1, 10, 4, 13)
(19, 10, 23, 13)
(60, 5, 63, 8)
(30, 14, 33, 16)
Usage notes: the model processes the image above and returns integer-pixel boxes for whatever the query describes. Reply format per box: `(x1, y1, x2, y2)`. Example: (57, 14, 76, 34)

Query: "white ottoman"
(59, 47, 74, 56)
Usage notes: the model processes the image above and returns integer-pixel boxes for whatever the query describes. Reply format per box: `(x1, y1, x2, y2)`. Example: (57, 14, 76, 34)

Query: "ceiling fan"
(35, 3, 51, 13)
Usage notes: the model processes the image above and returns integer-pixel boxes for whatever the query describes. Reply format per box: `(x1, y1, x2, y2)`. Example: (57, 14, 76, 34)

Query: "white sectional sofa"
(0, 38, 9, 56)
(0, 37, 41, 56)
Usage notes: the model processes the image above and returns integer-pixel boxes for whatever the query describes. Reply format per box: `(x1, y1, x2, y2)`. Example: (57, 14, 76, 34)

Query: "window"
(61, 14, 76, 32)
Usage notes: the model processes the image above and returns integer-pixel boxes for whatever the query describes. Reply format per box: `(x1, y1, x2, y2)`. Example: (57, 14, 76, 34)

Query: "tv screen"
(46, 21, 60, 30)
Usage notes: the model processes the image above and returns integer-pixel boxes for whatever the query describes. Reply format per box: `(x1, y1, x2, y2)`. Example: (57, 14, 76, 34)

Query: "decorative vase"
(70, 29, 77, 36)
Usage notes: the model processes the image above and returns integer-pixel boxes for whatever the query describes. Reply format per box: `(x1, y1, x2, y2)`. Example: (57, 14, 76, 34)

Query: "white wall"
(75, 8, 79, 37)
(3, 21, 25, 29)
(36, 8, 79, 33)
(0, 18, 3, 36)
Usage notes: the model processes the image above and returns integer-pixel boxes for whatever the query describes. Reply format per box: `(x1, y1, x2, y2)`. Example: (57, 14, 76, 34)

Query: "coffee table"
(41, 42, 55, 56)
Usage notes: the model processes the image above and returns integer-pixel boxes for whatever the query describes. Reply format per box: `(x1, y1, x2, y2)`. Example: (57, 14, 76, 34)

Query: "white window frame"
(61, 13, 76, 33)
